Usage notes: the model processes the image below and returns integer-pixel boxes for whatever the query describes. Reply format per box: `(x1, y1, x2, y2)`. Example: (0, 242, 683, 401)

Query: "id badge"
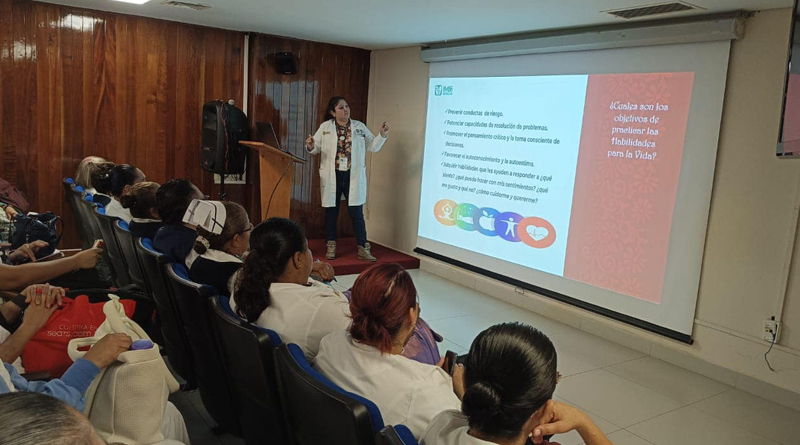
(338, 157, 348, 171)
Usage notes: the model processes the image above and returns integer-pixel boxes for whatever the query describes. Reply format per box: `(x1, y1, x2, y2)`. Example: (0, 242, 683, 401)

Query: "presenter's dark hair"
(157, 178, 201, 224)
(0, 392, 99, 444)
(462, 323, 558, 441)
(234, 217, 307, 322)
(97, 164, 142, 197)
(349, 263, 417, 353)
(325, 96, 348, 120)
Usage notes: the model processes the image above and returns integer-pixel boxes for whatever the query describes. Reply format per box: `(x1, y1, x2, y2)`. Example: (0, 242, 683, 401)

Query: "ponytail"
(233, 217, 306, 323)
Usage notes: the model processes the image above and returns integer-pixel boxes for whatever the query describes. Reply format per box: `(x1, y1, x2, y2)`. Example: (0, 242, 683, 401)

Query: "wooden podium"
(240, 141, 307, 221)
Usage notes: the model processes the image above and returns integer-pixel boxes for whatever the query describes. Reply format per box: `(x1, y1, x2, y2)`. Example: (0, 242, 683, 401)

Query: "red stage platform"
(308, 238, 420, 276)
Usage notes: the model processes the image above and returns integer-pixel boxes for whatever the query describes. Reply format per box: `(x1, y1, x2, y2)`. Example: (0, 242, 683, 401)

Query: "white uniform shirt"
(230, 278, 350, 360)
(314, 329, 462, 439)
(421, 410, 495, 445)
(104, 198, 133, 223)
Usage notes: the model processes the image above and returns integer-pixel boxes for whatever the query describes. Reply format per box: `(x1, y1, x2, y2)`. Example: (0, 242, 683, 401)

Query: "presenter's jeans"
(325, 170, 368, 246)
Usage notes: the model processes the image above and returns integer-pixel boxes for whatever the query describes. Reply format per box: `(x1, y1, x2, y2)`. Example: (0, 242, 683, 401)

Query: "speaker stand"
(219, 172, 227, 200)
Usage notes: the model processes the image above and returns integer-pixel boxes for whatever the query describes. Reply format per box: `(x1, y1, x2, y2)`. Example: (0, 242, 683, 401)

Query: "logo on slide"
(434, 85, 453, 96)
(434, 200, 556, 249)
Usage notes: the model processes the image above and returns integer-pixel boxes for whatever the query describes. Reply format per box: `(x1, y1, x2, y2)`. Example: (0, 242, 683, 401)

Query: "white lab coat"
(420, 410, 494, 445)
(230, 278, 351, 361)
(314, 330, 462, 439)
(308, 119, 386, 207)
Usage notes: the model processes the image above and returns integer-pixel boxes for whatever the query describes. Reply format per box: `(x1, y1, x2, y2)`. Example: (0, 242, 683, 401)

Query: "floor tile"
(549, 328, 645, 370)
(556, 369, 682, 427)
(604, 430, 657, 445)
(551, 397, 622, 445)
(691, 389, 800, 445)
(605, 357, 732, 405)
(627, 406, 781, 445)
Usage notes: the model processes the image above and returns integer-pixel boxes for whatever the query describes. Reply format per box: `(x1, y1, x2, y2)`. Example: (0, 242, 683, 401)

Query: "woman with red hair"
(315, 263, 463, 439)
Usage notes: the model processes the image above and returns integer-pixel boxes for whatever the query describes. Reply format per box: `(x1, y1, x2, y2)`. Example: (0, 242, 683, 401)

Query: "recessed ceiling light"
(112, 0, 151, 4)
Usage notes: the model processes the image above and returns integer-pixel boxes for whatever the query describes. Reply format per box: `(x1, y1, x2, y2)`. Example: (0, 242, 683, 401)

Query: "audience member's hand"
(73, 247, 102, 269)
(305, 134, 315, 151)
(8, 240, 49, 263)
(4, 205, 18, 219)
(531, 400, 592, 444)
(21, 299, 58, 330)
(312, 261, 335, 281)
(22, 284, 65, 308)
(452, 363, 466, 401)
(84, 333, 133, 369)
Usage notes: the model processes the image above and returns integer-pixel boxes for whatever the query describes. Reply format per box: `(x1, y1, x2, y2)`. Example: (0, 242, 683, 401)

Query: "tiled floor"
(175, 269, 799, 445)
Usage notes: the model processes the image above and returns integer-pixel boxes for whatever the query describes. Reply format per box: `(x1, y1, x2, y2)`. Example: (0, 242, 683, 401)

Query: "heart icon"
(526, 225, 549, 242)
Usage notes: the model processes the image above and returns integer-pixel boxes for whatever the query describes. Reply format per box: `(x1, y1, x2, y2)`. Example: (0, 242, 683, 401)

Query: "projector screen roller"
(416, 42, 731, 339)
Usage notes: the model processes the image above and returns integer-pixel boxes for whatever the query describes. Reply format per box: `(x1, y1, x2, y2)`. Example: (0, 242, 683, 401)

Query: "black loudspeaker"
(201, 100, 249, 175)
(275, 52, 297, 75)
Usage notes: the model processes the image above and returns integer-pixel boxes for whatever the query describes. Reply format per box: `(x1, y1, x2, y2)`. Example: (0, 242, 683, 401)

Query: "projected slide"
(419, 73, 694, 304)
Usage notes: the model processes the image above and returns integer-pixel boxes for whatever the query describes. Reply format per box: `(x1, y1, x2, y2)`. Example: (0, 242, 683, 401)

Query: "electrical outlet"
(763, 319, 781, 342)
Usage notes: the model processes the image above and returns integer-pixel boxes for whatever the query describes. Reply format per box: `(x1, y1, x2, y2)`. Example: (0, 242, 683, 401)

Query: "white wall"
(366, 9, 800, 401)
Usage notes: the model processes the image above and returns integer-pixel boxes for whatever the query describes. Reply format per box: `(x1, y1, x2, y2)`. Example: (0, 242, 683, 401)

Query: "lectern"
(240, 141, 307, 221)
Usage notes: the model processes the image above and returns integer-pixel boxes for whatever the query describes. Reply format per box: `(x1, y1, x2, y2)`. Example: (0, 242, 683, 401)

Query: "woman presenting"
(306, 96, 389, 261)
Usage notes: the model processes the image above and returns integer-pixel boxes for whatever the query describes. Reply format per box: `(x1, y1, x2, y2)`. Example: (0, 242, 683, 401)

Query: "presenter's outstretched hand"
(380, 121, 390, 138)
(305, 134, 314, 151)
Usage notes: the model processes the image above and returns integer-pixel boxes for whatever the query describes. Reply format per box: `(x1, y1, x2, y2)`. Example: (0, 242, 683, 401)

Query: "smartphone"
(442, 350, 458, 376)
(92, 239, 105, 249)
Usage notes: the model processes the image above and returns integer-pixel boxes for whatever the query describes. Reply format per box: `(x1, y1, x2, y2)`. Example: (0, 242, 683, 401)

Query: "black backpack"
(10, 212, 62, 258)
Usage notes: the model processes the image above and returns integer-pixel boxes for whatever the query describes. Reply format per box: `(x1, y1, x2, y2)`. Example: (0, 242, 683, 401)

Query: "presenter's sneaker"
(358, 243, 377, 262)
(326, 241, 337, 260)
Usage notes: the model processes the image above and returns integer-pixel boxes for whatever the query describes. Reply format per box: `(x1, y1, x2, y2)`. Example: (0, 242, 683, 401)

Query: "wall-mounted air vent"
(160, 0, 211, 11)
(604, 2, 702, 20)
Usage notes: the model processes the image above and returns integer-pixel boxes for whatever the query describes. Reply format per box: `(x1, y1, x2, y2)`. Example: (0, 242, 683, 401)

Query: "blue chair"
(62, 178, 91, 248)
(209, 296, 288, 445)
(376, 425, 418, 445)
(136, 238, 196, 388)
(275, 343, 384, 445)
(92, 207, 131, 287)
(113, 220, 150, 296)
(165, 263, 242, 436)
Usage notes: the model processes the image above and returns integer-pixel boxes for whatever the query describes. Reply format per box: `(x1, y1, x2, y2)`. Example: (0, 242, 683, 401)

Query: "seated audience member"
(85, 160, 116, 207)
(232, 217, 349, 360)
(0, 245, 102, 291)
(120, 181, 164, 239)
(421, 323, 610, 445)
(0, 285, 190, 445)
(74, 156, 108, 193)
(153, 179, 204, 263)
(314, 263, 462, 439)
(184, 200, 251, 296)
(0, 392, 108, 445)
(95, 164, 145, 223)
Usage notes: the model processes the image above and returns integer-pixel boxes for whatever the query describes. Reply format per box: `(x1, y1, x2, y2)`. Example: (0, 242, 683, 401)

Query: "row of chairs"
(62, 178, 417, 445)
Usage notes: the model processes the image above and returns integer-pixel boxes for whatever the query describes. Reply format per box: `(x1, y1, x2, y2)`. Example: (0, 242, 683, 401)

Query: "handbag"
(68, 295, 179, 445)
(21, 295, 136, 377)
(10, 211, 62, 258)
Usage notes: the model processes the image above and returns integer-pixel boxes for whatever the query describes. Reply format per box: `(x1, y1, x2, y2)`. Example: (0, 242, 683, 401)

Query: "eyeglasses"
(241, 223, 254, 234)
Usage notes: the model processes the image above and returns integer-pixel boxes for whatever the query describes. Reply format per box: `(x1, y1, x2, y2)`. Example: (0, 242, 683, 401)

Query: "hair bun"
(462, 381, 502, 417)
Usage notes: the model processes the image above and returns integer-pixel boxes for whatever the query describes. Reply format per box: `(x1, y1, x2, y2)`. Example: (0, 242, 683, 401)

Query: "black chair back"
(376, 426, 418, 445)
(135, 238, 196, 387)
(77, 195, 104, 244)
(210, 296, 288, 445)
(113, 220, 150, 296)
(165, 263, 241, 436)
(92, 207, 131, 287)
(62, 179, 91, 248)
(275, 343, 383, 445)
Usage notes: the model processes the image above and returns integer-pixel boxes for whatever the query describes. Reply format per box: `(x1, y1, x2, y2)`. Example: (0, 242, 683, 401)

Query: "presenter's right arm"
(306, 126, 324, 155)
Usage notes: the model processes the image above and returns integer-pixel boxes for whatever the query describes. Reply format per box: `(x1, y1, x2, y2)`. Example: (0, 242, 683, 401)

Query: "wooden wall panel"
(0, 0, 371, 246)
(0, 0, 245, 247)
(248, 33, 371, 239)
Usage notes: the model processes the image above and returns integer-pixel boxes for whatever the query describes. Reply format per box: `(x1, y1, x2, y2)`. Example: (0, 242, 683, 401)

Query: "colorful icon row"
(434, 199, 556, 249)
